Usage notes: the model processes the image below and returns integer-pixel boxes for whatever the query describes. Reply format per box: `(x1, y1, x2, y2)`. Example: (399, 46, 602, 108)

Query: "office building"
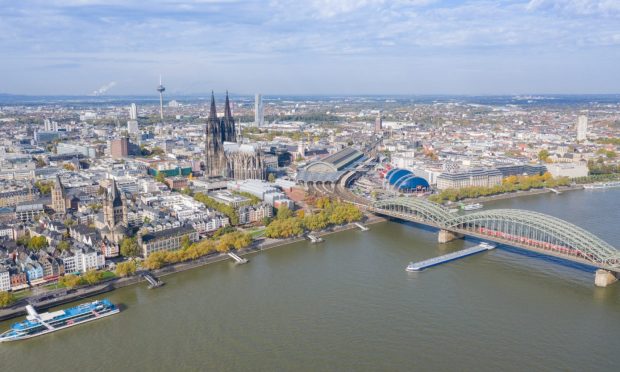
(110, 138, 129, 159)
(577, 115, 588, 141)
(255, 93, 264, 127)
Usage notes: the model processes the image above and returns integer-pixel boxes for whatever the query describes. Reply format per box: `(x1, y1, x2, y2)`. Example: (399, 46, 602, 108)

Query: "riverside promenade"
(0, 215, 386, 322)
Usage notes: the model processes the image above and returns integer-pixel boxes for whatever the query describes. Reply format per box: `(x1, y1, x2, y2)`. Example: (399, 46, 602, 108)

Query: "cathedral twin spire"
(207, 91, 236, 144)
(205, 91, 236, 177)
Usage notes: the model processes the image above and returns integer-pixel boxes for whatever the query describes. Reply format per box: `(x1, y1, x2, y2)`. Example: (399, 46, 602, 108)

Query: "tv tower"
(156, 75, 165, 121)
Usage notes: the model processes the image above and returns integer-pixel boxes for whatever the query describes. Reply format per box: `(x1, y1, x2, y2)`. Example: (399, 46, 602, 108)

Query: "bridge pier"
(594, 269, 618, 287)
(438, 229, 464, 244)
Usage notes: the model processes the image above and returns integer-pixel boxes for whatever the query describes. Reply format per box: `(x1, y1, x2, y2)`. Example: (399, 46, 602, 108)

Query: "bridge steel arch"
(373, 197, 453, 226)
(370, 197, 620, 269)
(444, 209, 620, 268)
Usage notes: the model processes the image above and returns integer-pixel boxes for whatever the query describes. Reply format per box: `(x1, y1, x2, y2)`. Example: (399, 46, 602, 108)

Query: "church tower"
(205, 92, 227, 177)
(103, 180, 127, 228)
(51, 175, 67, 215)
(221, 91, 236, 143)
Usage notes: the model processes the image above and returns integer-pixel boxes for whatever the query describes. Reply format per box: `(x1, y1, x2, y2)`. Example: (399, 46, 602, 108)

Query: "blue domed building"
(384, 168, 429, 193)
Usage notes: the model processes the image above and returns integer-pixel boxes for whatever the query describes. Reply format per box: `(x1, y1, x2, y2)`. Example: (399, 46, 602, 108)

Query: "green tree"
(28, 236, 48, 250)
(181, 235, 192, 250)
(82, 270, 104, 285)
(57, 240, 71, 251)
(34, 180, 53, 195)
(276, 205, 293, 220)
(155, 172, 166, 184)
(59, 274, 84, 288)
(120, 237, 141, 258)
(143, 251, 167, 270)
(538, 149, 550, 162)
(115, 261, 137, 277)
(268, 173, 276, 183)
(0, 291, 16, 307)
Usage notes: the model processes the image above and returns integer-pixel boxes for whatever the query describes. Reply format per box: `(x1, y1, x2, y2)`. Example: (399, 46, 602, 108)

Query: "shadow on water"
(387, 218, 440, 233)
(497, 245, 597, 273)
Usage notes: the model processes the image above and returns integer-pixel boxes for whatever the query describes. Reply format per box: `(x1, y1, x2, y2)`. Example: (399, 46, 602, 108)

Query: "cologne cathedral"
(204, 92, 266, 180)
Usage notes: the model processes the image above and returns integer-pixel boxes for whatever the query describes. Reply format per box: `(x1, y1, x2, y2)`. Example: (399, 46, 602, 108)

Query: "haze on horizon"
(1, 0, 619, 96)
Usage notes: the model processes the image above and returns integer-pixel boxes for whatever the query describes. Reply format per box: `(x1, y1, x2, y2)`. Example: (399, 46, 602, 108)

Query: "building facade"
(436, 168, 503, 190)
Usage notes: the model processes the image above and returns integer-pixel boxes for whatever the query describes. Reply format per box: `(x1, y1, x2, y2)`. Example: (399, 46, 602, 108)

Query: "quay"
(406, 243, 496, 272)
(142, 272, 164, 289)
(546, 187, 562, 194)
(227, 252, 248, 264)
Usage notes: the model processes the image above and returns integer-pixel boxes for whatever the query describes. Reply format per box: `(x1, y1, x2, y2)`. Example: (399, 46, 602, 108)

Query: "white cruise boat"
(462, 203, 483, 211)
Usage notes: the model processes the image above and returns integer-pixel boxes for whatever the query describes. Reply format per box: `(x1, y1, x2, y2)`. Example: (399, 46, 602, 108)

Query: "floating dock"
(354, 222, 369, 231)
(406, 243, 496, 272)
(307, 234, 323, 243)
(227, 252, 248, 264)
(143, 272, 164, 289)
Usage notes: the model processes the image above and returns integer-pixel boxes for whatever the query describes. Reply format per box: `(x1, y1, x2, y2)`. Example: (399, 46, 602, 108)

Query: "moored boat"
(0, 299, 119, 342)
(462, 203, 483, 211)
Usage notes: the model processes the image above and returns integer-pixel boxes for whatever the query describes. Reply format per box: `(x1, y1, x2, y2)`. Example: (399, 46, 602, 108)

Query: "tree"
(28, 236, 48, 250)
(59, 274, 83, 288)
(82, 270, 104, 285)
(57, 240, 71, 251)
(538, 149, 550, 162)
(120, 237, 141, 258)
(276, 205, 293, 220)
(0, 291, 16, 307)
(63, 163, 76, 171)
(144, 251, 167, 270)
(181, 187, 193, 196)
(34, 180, 53, 195)
(268, 173, 276, 183)
(155, 172, 166, 184)
(115, 261, 137, 277)
(181, 235, 191, 250)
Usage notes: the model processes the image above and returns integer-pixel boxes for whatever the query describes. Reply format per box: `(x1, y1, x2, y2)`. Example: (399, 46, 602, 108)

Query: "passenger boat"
(0, 299, 119, 342)
(583, 181, 620, 190)
(462, 203, 483, 211)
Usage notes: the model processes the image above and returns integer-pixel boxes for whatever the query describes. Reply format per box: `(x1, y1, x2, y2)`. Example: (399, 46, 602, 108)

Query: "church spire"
(209, 90, 218, 120)
(224, 91, 232, 119)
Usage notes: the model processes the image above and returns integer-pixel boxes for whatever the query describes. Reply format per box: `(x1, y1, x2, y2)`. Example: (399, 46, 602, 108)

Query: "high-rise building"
(44, 119, 58, 132)
(110, 138, 129, 159)
(156, 76, 166, 121)
(577, 115, 588, 141)
(254, 93, 264, 127)
(127, 103, 139, 135)
(374, 112, 383, 132)
(129, 103, 138, 120)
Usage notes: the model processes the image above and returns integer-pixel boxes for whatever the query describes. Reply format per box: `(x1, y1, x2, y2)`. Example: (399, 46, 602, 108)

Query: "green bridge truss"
(372, 197, 620, 268)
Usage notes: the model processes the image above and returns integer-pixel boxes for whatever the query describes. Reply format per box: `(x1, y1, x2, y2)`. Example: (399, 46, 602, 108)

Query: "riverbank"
(445, 185, 584, 205)
(0, 215, 386, 322)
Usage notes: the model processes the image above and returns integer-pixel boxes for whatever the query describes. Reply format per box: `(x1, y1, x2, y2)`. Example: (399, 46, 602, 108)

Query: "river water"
(1, 189, 619, 371)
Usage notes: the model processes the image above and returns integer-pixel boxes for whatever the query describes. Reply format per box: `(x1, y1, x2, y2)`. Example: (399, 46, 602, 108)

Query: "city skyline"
(1, 0, 619, 95)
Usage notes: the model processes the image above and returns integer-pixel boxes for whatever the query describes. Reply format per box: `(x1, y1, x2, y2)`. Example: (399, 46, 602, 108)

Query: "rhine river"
(1, 189, 619, 371)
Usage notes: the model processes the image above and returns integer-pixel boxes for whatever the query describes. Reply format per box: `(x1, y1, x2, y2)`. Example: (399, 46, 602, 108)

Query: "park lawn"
(101, 271, 117, 280)
(248, 228, 266, 238)
(12, 289, 33, 300)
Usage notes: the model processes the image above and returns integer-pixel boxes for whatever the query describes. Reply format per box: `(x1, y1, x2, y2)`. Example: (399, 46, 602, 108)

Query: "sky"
(0, 0, 619, 95)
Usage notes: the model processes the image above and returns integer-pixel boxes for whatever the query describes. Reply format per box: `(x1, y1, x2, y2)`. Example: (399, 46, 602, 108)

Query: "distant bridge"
(368, 197, 620, 273)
